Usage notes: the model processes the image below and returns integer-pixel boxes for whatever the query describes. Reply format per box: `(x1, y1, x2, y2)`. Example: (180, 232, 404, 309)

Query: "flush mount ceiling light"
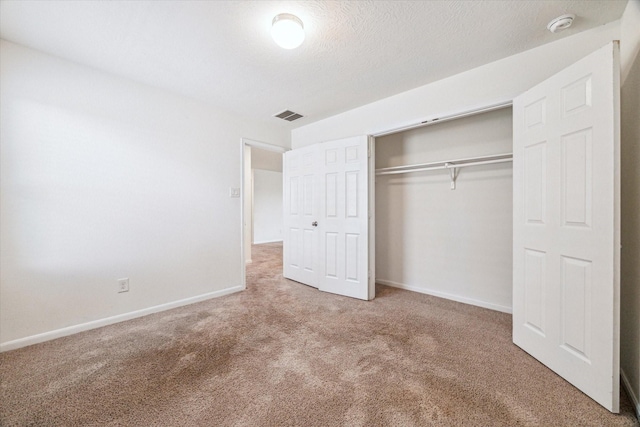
(271, 13, 305, 49)
(547, 14, 575, 33)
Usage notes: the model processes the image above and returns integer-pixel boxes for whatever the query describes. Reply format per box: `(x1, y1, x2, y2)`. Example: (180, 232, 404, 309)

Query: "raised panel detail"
(325, 149, 338, 165)
(562, 74, 592, 117)
(524, 142, 547, 224)
(345, 146, 358, 163)
(346, 233, 359, 282)
(289, 228, 300, 268)
(561, 256, 592, 362)
(346, 171, 358, 218)
(290, 177, 299, 215)
(289, 154, 299, 171)
(524, 98, 546, 129)
(562, 129, 592, 228)
(325, 173, 338, 218)
(325, 232, 338, 278)
(302, 152, 314, 168)
(303, 230, 313, 272)
(303, 175, 313, 216)
(524, 249, 546, 336)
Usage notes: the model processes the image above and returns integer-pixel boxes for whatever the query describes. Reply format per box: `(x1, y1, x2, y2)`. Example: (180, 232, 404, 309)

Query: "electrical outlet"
(117, 278, 129, 293)
(229, 187, 240, 198)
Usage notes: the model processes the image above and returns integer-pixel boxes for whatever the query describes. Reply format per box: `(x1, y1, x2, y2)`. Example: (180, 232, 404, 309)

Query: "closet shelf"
(375, 152, 513, 189)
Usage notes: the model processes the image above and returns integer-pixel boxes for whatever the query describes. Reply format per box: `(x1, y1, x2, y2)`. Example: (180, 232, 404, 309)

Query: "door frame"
(367, 136, 376, 299)
(240, 138, 288, 289)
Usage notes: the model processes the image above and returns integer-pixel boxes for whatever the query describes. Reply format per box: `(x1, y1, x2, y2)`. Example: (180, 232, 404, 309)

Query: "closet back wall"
(375, 108, 513, 313)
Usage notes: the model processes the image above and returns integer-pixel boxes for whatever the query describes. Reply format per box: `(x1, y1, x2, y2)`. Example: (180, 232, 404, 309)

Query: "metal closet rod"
(375, 153, 513, 176)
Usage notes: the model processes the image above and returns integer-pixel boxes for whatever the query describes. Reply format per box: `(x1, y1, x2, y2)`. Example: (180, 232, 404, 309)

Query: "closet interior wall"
(375, 107, 513, 313)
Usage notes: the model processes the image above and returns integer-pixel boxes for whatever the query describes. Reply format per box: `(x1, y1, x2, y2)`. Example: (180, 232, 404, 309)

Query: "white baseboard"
(0, 286, 243, 353)
(622, 368, 640, 420)
(253, 239, 283, 245)
(376, 279, 512, 314)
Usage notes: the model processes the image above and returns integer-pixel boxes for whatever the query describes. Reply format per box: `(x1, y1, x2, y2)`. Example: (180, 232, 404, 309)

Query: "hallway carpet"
(1, 243, 637, 426)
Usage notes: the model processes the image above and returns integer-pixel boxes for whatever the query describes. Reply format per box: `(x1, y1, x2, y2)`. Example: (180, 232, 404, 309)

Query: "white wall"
(250, 147, 283, 245)
(0, 40, 289, 349)
(252, 147, 283, 172)
(253, 169, 283, 244)
(620, 0, 640, 418)
(291, 21, 620, 148)
(621, 0, 640, 84)
(376, 108, 512, 312)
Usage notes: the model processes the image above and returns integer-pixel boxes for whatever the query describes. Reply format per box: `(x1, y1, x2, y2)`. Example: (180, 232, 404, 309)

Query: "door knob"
(312, 221, 318, 227)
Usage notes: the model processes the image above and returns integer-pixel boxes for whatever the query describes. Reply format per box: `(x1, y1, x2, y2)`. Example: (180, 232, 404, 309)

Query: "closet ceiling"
(0, 0, 627, 128)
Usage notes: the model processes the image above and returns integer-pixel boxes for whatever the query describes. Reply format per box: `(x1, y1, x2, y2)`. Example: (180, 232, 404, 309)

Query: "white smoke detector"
(547, 14, 575, 33)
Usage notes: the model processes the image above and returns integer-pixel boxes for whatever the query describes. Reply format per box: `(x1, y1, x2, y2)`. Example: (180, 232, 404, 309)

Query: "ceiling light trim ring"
(272, 13, 303, 29)
(271, 13, 305, 49)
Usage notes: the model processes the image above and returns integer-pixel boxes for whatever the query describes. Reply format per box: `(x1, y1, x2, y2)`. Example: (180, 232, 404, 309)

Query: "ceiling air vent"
(274, 110, 304, 121)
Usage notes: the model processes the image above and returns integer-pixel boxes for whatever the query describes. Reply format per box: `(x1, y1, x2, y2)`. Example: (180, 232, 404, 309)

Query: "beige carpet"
(1, 242, 637, 426)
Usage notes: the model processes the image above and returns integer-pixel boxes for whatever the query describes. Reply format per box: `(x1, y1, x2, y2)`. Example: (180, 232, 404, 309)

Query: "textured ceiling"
(0, 1, 628, 129)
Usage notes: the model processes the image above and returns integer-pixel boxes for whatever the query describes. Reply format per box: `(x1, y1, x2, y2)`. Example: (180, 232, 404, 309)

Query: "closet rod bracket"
(445, 163, 458, 190)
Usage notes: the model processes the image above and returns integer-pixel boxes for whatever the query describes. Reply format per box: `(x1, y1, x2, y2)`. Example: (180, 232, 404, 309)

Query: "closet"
(285, 42, 620, 412)
(374, 107, 514, 313)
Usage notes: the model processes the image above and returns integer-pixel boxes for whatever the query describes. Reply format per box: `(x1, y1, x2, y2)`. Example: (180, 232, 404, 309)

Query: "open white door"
(283, 144, 319, 287)
(317, 136, 371, 300)
(513, 42, 620, 412)
(283, 136, 372, 300)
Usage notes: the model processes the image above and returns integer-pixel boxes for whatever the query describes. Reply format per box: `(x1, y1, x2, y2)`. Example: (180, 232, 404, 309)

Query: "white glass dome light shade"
(271, 13, 305, 49)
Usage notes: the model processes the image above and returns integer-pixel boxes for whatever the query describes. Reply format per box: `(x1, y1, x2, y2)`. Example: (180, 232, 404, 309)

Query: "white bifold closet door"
(513, 41, 620, 412)
(283, 136, 372, 300)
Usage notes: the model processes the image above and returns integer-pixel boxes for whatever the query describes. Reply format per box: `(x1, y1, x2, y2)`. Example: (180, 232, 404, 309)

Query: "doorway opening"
(241, 138, 287, 289)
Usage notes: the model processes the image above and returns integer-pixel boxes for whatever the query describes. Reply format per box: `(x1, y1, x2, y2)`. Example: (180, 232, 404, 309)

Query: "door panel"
(283, 145, 319, 287)
(513, 42, 620, 412)
(318, 136, 370, 300)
